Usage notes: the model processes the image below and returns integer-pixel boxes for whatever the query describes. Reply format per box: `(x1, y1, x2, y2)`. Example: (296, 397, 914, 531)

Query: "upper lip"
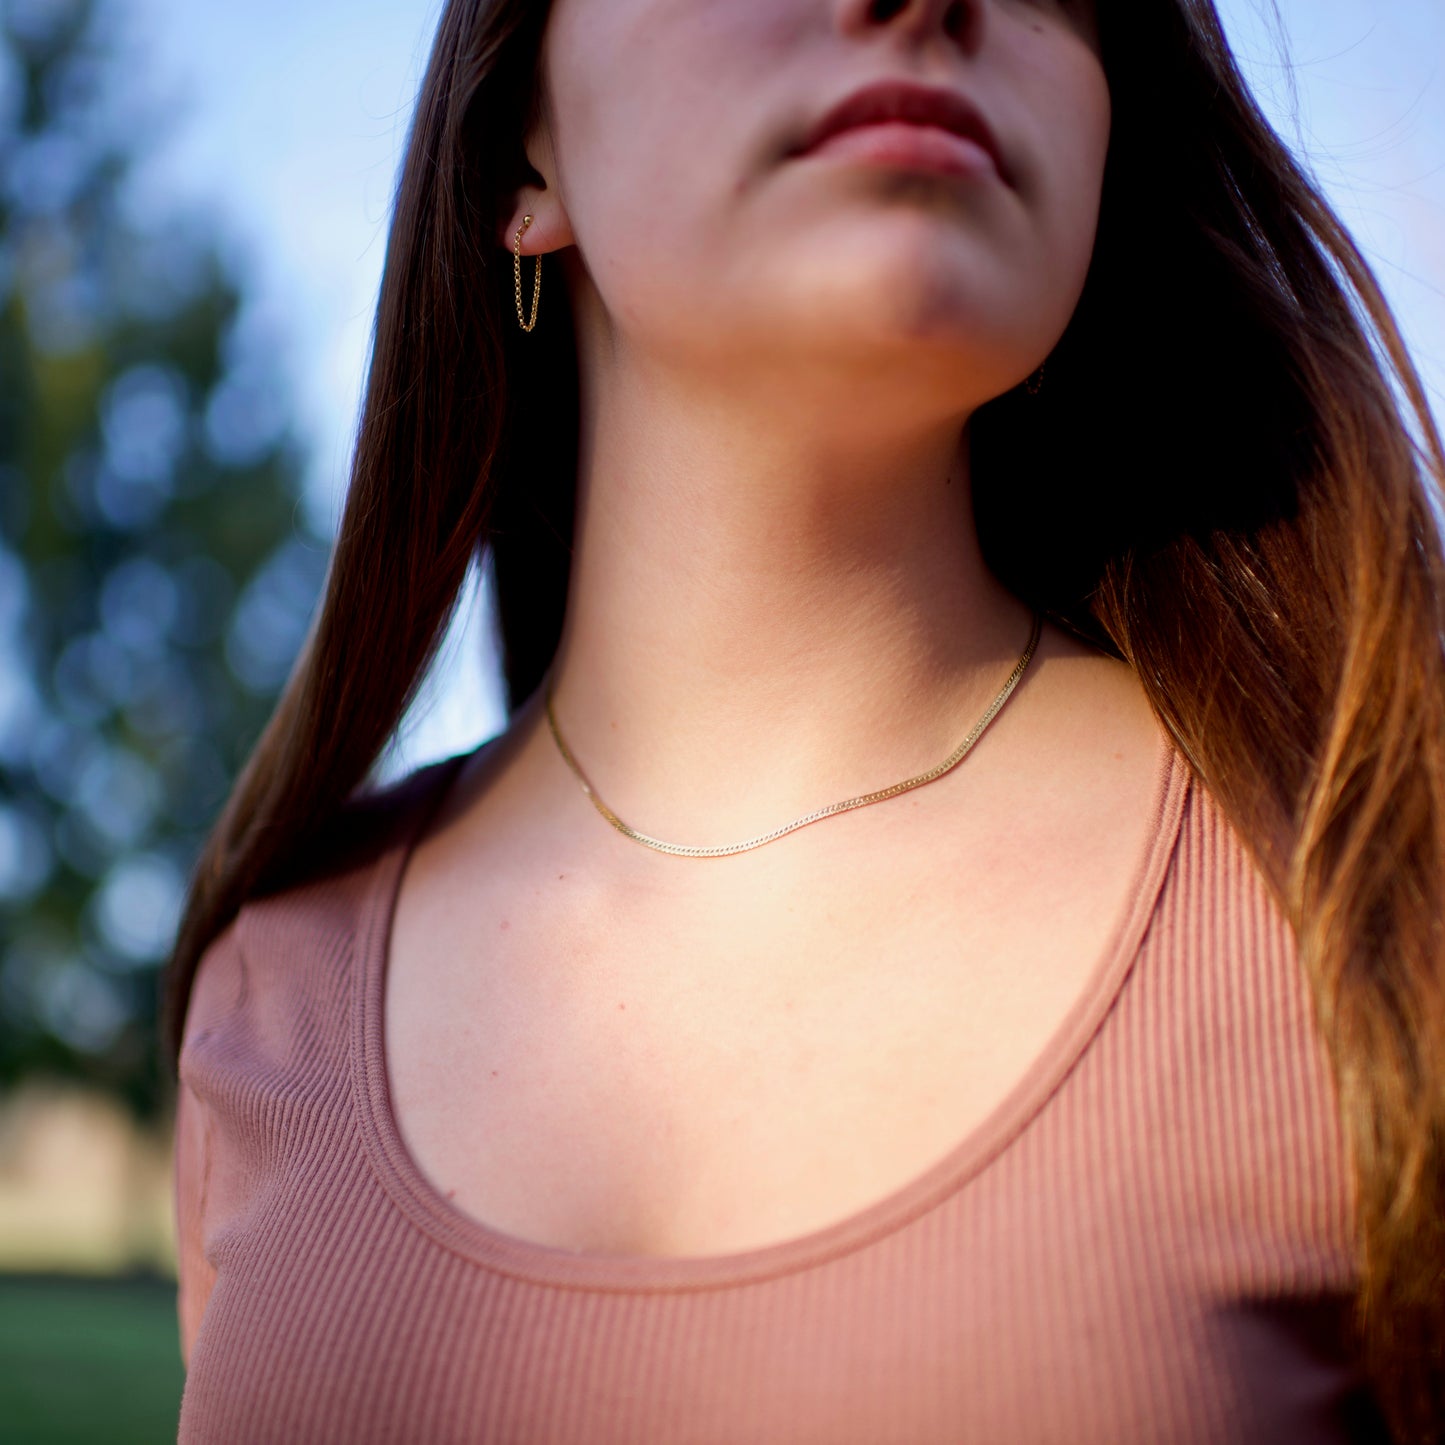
(794, 78, 1009, 184)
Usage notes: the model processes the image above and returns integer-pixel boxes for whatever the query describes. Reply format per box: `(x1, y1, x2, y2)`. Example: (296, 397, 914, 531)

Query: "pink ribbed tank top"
(172, 734, 1390, 1442)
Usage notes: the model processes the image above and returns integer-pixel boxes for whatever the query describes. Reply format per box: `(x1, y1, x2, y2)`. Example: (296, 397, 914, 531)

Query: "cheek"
(547, 0, 763, 194)
(546, 7, 774, 329)
(1043, 69, 1111, 262)
(1083, 77, 1112, 193)
(547, 6, 739, 247)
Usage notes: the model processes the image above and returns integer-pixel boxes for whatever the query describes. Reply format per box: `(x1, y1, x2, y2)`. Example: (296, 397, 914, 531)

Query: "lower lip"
(801, 121, 1001, 180)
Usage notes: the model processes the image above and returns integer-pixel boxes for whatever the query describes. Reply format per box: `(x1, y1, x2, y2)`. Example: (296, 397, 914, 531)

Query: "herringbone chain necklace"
(544, 611, 1042, 858)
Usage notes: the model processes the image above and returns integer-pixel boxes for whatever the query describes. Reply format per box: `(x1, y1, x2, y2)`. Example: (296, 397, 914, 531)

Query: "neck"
(538, 358, 1039, 844)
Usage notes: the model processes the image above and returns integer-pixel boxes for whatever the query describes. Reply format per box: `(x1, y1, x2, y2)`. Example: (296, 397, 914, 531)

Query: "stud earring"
(1024, 362, 1046, 396)
(514, 214, 540, 332)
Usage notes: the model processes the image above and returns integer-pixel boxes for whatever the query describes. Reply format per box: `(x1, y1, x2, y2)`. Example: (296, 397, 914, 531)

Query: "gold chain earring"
(1024, 361, 1046, 396)
(513, 214, 540, 332)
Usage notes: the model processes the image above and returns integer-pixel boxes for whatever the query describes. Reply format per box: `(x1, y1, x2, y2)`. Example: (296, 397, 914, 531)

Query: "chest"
(185, 728, 1378, 1443)
(383, 750, 1166, 1259)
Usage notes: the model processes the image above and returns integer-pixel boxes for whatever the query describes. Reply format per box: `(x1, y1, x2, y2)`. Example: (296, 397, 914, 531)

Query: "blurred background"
(0, 0, 1440, 1439)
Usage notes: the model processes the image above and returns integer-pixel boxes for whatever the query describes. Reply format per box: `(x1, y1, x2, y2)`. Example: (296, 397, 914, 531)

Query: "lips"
(794, 78, 1010, 187)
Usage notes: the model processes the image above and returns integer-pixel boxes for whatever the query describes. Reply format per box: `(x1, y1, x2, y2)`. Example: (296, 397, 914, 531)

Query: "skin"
(382, 0, 1171, 1257)
(492, 0, 1118, 846)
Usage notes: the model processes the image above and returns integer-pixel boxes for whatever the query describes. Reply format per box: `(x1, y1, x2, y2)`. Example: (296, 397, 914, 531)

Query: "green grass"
(0, 1272, 184, 1444)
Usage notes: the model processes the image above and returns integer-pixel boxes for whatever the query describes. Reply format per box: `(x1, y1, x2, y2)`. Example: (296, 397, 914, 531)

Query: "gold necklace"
(544, 611, 1042, 858)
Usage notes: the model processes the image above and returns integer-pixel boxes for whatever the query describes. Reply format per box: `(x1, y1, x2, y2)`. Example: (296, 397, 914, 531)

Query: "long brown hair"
(161, 1, 1445, 1437)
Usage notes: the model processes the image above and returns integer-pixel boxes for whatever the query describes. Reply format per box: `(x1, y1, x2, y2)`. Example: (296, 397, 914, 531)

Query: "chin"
(833, 291, 1020, 365)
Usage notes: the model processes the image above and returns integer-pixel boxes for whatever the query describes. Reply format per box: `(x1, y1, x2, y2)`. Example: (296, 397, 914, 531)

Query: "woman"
(164, 0, 1445, 1440)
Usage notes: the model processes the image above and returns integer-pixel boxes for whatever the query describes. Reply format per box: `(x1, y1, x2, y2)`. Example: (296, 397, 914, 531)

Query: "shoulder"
(180, 746, 476, 1078)
(1145, 761, 1333, 1105)
(288, 750, 475, 894)
(1171, 758, 1292, 926)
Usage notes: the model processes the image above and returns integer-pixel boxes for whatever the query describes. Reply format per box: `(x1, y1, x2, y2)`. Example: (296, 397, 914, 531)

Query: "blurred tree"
(0, 0, 327, 1119)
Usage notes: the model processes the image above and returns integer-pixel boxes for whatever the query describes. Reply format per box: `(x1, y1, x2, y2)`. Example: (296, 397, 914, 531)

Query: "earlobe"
(499, 208, 575, 256)
(502, 209, 539, 254)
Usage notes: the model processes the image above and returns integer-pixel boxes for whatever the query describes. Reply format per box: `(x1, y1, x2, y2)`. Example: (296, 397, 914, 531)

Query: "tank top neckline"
(353, 724, 1192, 1293)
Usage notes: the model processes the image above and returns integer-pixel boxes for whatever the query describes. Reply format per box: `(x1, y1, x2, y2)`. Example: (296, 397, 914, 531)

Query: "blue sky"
(115, 0, 1445, 773)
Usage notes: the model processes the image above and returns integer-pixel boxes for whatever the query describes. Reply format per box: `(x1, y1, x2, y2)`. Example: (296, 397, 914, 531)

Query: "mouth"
(790, 77, 1012, 188)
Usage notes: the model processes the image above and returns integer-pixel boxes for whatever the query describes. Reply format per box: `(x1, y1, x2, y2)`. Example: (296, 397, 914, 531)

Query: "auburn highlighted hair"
(162, 2, 1445, 1437)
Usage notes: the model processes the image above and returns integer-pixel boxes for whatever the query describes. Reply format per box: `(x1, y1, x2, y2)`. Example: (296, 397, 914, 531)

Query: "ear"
(498, 111, 574, 255)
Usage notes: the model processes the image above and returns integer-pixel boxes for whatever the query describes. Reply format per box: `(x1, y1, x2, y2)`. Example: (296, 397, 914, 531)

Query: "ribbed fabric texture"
(173, 737, 1391, 1443)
